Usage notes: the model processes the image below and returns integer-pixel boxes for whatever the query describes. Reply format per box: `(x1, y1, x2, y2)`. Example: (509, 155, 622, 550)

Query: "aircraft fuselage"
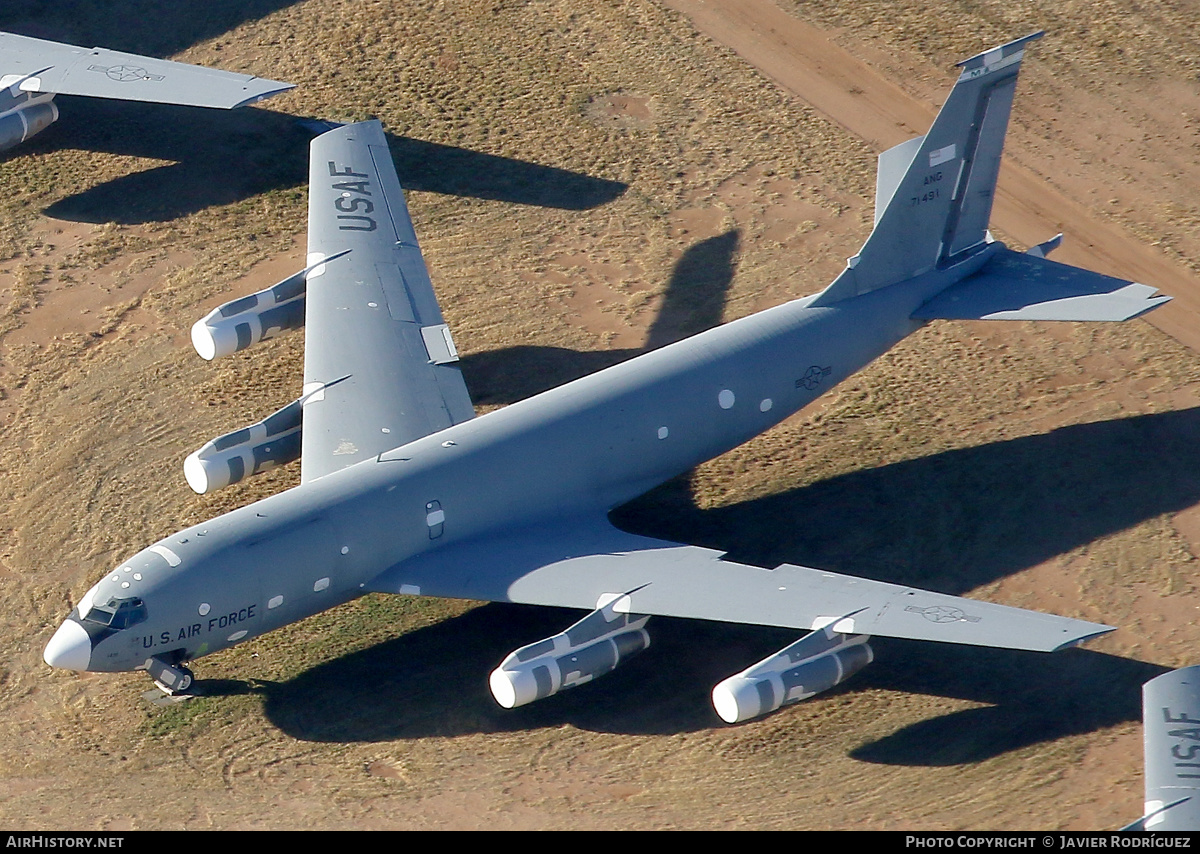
(56, 241, 996, 676)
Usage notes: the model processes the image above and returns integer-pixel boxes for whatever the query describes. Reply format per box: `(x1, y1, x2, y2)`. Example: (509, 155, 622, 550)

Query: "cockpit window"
(82, 597, 147, 630)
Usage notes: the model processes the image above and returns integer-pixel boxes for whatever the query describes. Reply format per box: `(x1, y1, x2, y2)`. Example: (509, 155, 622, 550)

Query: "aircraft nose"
(43, 620, 92, 671)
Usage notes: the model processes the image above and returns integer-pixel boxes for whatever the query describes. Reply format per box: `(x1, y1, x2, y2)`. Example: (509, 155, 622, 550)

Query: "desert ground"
(2, 0, 1200, 831)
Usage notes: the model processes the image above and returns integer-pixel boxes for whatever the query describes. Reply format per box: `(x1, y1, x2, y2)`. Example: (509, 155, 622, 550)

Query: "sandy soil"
(3, 0, 1200, 831)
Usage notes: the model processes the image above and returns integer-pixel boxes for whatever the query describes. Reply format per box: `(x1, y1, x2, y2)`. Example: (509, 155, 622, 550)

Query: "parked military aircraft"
(44, 34, 1170, 721)
(0, 31, 292, 152)
(1125, 666, 1200, 830)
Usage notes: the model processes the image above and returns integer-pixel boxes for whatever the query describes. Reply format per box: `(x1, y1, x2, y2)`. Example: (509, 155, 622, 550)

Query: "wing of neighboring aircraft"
(0, 32, 292, 108)
(300, 120, 475, 482)
(913, 247, 1170, 322)
(1128, 665, 1200, 830)
(365, 515, 1112, 652)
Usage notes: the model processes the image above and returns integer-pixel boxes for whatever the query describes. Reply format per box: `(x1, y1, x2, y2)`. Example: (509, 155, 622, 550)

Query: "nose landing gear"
(146, 656, 196, 697)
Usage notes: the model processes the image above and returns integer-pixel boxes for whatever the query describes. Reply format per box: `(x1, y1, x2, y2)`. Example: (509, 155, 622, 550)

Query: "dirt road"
(665, 0, 1200, 351)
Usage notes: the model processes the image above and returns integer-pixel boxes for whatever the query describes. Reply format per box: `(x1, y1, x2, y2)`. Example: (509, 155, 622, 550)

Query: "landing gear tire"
(168, 666, 193, 694)
(147, 658, 195, 696)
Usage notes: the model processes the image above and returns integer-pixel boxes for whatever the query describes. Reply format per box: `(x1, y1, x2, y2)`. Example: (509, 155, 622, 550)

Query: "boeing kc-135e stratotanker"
(43, 34, 1171, 723)
(0, 31, 293, 152)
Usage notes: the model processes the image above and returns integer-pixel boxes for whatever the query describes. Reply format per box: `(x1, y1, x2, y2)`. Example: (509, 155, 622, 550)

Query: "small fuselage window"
(83, 596, 148, 630)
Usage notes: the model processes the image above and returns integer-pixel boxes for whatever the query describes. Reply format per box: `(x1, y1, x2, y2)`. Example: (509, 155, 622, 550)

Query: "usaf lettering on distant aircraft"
(1164, 706, 1200, 778)
(1131, 667, 1200, 829)
(140, 603, 257, 649)
(329, 162, 376, 232)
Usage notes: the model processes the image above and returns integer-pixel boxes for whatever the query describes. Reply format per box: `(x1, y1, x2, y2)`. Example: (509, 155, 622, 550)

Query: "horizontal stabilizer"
(367, 517, 1112, 653)
(1026, 233, 1062, 259)
(913, 247, 1170, 321)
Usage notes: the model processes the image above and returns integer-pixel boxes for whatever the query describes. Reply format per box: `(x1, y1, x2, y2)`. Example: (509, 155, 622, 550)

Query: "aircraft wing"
(0, 32, 292, 108)
(913, 246, 1170, 322)
(366, 516, 1111, 652)
(300, 120, 475, 483)
(1130, 665, 1200, 830)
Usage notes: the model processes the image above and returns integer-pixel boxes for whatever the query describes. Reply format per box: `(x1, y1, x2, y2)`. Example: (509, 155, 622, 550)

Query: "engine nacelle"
(190, 274, 305, 360)
(184, 397, 303, 494)
(711, 625, 873, 724)
(190, 249, 351, 360)
(489, 601, 650, 709)
(0, 101, 59, 152)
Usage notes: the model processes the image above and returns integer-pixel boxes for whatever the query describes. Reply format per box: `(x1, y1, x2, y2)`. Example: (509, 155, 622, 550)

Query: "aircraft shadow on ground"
(616, 406, 1200, 594)
(2, 9, 625, 221)
(251, 406, 1199, 753)
(0, 0, 305, 59)
(245, 611, 1164, 760)
(29, 101, 625, 223)
(246, 604, 808, 742)
(847, 640, 1165, 766)
(461, 229, 740, 403)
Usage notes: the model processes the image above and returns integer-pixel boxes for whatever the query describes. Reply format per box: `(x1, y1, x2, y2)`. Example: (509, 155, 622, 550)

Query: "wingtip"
(230, 80, 296, 109)
(309, 117, 387, 146)
(1052, 622, 1115, 652)
(1126, 294, 1172, 320)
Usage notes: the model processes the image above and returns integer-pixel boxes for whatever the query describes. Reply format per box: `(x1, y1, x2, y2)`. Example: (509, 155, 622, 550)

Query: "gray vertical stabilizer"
(814, 32, 1042, 305)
